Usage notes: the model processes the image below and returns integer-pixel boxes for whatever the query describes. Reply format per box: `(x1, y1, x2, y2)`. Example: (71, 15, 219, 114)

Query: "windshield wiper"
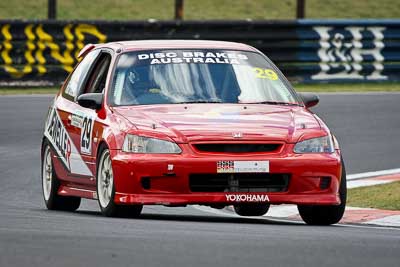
(244, 101, 300, 106)
(176, 100, 222, 104)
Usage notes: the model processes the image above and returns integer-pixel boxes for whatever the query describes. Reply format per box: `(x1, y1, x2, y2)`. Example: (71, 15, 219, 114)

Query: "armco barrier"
(1, 19, 400, 86)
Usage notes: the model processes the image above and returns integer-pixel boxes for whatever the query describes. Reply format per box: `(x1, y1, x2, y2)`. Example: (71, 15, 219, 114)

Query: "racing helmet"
(125, 68, 149, 95)
(127, 69, 140, 84)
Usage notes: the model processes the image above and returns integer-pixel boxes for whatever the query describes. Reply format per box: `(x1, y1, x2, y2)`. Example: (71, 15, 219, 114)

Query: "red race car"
(41, 40, 346, 225)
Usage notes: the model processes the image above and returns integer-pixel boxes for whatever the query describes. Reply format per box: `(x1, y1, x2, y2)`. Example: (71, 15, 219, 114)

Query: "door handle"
(67, 114, 72, 125)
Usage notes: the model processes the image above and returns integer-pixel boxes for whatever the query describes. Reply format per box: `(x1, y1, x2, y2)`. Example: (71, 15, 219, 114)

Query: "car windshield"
(110, 49, 299, 106)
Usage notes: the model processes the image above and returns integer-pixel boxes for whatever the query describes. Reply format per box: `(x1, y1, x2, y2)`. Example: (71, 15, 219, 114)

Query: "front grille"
(193, 143, 281, 153)
(189, 173, 290, 193)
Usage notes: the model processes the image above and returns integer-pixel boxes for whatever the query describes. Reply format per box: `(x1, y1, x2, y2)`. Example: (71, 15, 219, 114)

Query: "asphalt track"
(0, 94, 399, 267)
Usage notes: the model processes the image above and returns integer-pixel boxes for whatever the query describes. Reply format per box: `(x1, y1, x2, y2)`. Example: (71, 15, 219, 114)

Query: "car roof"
(96, 40, 258, 53)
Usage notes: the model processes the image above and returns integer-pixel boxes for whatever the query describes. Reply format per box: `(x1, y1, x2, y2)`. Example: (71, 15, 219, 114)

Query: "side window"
(81, 53, 112, 95)
(62, 49, 101, 101)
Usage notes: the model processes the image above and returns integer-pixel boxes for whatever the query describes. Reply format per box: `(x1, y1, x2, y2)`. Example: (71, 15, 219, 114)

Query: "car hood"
(113, 104, 322, 143)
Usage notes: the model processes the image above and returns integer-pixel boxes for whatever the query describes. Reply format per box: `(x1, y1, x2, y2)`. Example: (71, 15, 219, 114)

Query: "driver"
(122, 69, 150, 104)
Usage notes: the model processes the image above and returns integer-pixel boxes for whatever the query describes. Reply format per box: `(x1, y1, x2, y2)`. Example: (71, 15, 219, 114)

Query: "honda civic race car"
(41, 40, 346, 225)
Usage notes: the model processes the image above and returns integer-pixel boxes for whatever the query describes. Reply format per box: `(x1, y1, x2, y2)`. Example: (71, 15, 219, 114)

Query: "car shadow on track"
(69, 209, 304, 226)
(141, 213, 303, 226)
(32, 207, 346, 227)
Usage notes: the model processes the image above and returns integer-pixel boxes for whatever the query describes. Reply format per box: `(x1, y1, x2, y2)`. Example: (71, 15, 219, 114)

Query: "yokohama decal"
(225, 194, 269, 202)
(44, 107, 93, 176)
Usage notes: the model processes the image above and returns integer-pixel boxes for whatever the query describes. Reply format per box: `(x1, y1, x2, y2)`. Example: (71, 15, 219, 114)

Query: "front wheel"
(298, 160, 347, 225)
(96, 147, 142, 218)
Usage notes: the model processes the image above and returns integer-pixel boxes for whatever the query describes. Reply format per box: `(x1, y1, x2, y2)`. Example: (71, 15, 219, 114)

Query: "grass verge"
(347, 181, 400, 211)
(294, 83, 400, 92)
(1, 83, 400, 95)
(1, 0, 399, 20)
(0, 88, 58, 95)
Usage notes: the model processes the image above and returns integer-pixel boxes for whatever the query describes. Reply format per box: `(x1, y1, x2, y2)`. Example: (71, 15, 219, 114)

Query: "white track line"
(337, 223, 400, 231)
(192, 205, 400, 230)
(347, 179, 396, 189)
(347, 168, 400, 180)
(362, 215, 400, 227)
(192, 168, 400, 229)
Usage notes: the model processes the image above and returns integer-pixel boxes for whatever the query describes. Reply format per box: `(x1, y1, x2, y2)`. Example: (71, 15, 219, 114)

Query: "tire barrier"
(1, 19, 399, 86)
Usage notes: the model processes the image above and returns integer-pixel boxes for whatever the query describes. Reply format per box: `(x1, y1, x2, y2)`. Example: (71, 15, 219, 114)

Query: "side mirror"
(299, 93, 319, 108)
(77, 93, 103, 110)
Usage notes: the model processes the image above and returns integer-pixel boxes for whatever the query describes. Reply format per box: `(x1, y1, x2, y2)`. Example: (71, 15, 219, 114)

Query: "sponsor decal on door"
(44, 107, 93, 176)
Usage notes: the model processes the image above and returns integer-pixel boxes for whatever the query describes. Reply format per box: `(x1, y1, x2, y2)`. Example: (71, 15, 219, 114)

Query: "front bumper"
(110, 145, 342, 206)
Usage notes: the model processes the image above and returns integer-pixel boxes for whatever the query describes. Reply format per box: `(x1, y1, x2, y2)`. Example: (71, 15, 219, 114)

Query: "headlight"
(122, 134, 182, 154)
(294, 135, 334, 153)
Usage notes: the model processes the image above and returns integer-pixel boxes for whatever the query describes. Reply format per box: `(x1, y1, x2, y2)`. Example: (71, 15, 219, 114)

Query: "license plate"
(217, 161, 269, 173)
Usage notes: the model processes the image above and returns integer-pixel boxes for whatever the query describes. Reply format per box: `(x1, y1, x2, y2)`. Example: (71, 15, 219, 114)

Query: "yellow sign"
(0, 23, 107, 78)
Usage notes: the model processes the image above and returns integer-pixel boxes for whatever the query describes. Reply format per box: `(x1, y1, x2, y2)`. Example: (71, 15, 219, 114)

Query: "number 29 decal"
(81, 116, 94, 155)
(253, 67, 279, 80)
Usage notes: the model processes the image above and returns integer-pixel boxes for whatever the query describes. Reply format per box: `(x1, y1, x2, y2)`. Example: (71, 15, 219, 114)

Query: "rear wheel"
(96, 147, 142, 218)
(298, 160, 347, 225)
(41, 142, 81, 211)
(234, 204, 270, 216)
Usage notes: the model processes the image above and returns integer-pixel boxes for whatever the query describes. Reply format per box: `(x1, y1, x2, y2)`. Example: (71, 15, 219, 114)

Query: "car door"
(53, 49, 101, 181)
(71, 51, 113, 182)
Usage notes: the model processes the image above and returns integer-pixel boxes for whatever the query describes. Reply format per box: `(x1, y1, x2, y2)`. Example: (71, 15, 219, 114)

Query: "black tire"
(41, 141, 81, 211)
(234, 204, 270, 216)
(298, 159, 347, 225)
(96, 146, 143, 218)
